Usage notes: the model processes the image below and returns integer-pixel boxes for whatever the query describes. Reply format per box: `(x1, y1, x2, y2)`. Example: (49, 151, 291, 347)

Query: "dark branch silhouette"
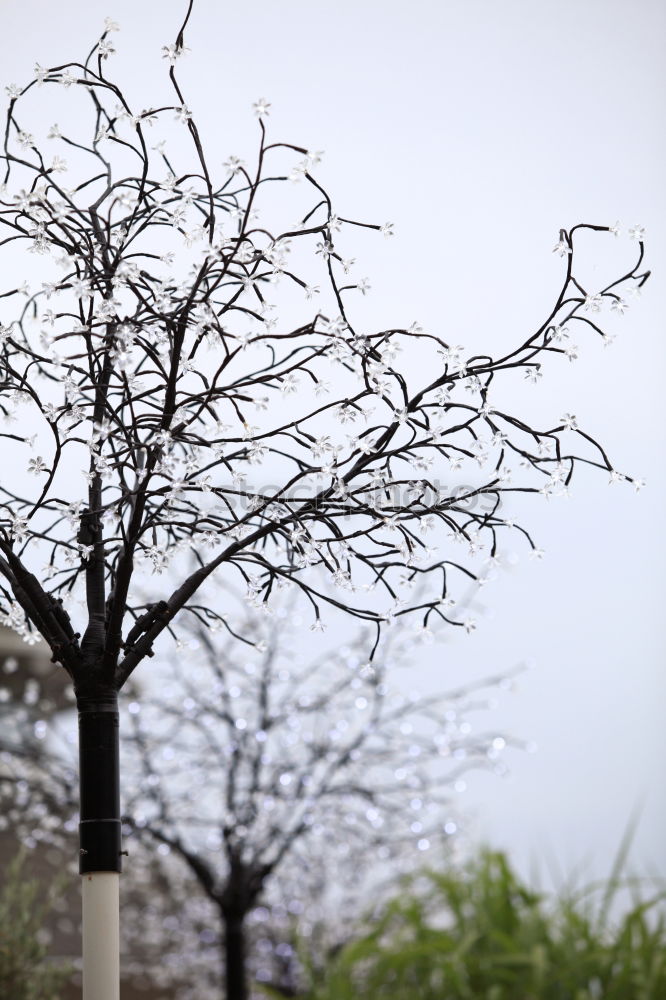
(0, 15, 648, 689)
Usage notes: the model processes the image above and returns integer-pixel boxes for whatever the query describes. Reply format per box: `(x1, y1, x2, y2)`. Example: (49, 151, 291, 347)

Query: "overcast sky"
(2, 0, 664, 891)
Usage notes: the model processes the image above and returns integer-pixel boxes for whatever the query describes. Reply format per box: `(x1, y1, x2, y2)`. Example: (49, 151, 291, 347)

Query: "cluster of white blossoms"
(0, 20, 648, 667)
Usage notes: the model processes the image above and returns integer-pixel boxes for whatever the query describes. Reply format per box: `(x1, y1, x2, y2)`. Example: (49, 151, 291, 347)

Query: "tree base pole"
(82, 872, 120, 1000)
(78, 694, 122, 999)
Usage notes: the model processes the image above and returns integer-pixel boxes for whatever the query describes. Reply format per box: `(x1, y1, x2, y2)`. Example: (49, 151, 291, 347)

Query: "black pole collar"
(78, 695, 122, 874)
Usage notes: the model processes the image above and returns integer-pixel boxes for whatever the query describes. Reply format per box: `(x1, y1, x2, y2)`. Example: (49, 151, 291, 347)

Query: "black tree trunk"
(77, 691, 123, 874)
(224, 910, 248, 1000)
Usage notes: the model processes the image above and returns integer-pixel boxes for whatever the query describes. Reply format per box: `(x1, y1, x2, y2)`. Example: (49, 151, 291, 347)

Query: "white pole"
(82, 872, 120, 1000)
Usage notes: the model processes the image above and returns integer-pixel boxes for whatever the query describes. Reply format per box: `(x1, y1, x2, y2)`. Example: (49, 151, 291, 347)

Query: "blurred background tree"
(1, 594, 522, 998)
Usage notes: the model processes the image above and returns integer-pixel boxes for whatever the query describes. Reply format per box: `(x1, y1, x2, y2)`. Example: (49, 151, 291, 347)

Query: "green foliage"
(0, 851, 70, 1000)
(289, 848, 666, 1000)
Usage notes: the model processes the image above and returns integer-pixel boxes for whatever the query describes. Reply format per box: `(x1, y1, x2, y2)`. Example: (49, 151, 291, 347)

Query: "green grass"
(284, 844, 666, 1000)
(0, 851, 71, 1000)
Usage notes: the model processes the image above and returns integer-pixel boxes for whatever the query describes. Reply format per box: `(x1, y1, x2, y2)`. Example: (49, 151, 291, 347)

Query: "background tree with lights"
(1, 596, 522, 999)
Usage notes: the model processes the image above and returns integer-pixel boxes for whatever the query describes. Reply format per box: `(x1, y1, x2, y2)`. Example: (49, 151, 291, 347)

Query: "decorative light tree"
(0, 3, 648, 997)
(1, 593, 522, 999)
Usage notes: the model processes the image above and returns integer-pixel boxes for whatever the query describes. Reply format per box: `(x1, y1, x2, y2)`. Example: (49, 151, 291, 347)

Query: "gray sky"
(2, 0, 664, 888)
